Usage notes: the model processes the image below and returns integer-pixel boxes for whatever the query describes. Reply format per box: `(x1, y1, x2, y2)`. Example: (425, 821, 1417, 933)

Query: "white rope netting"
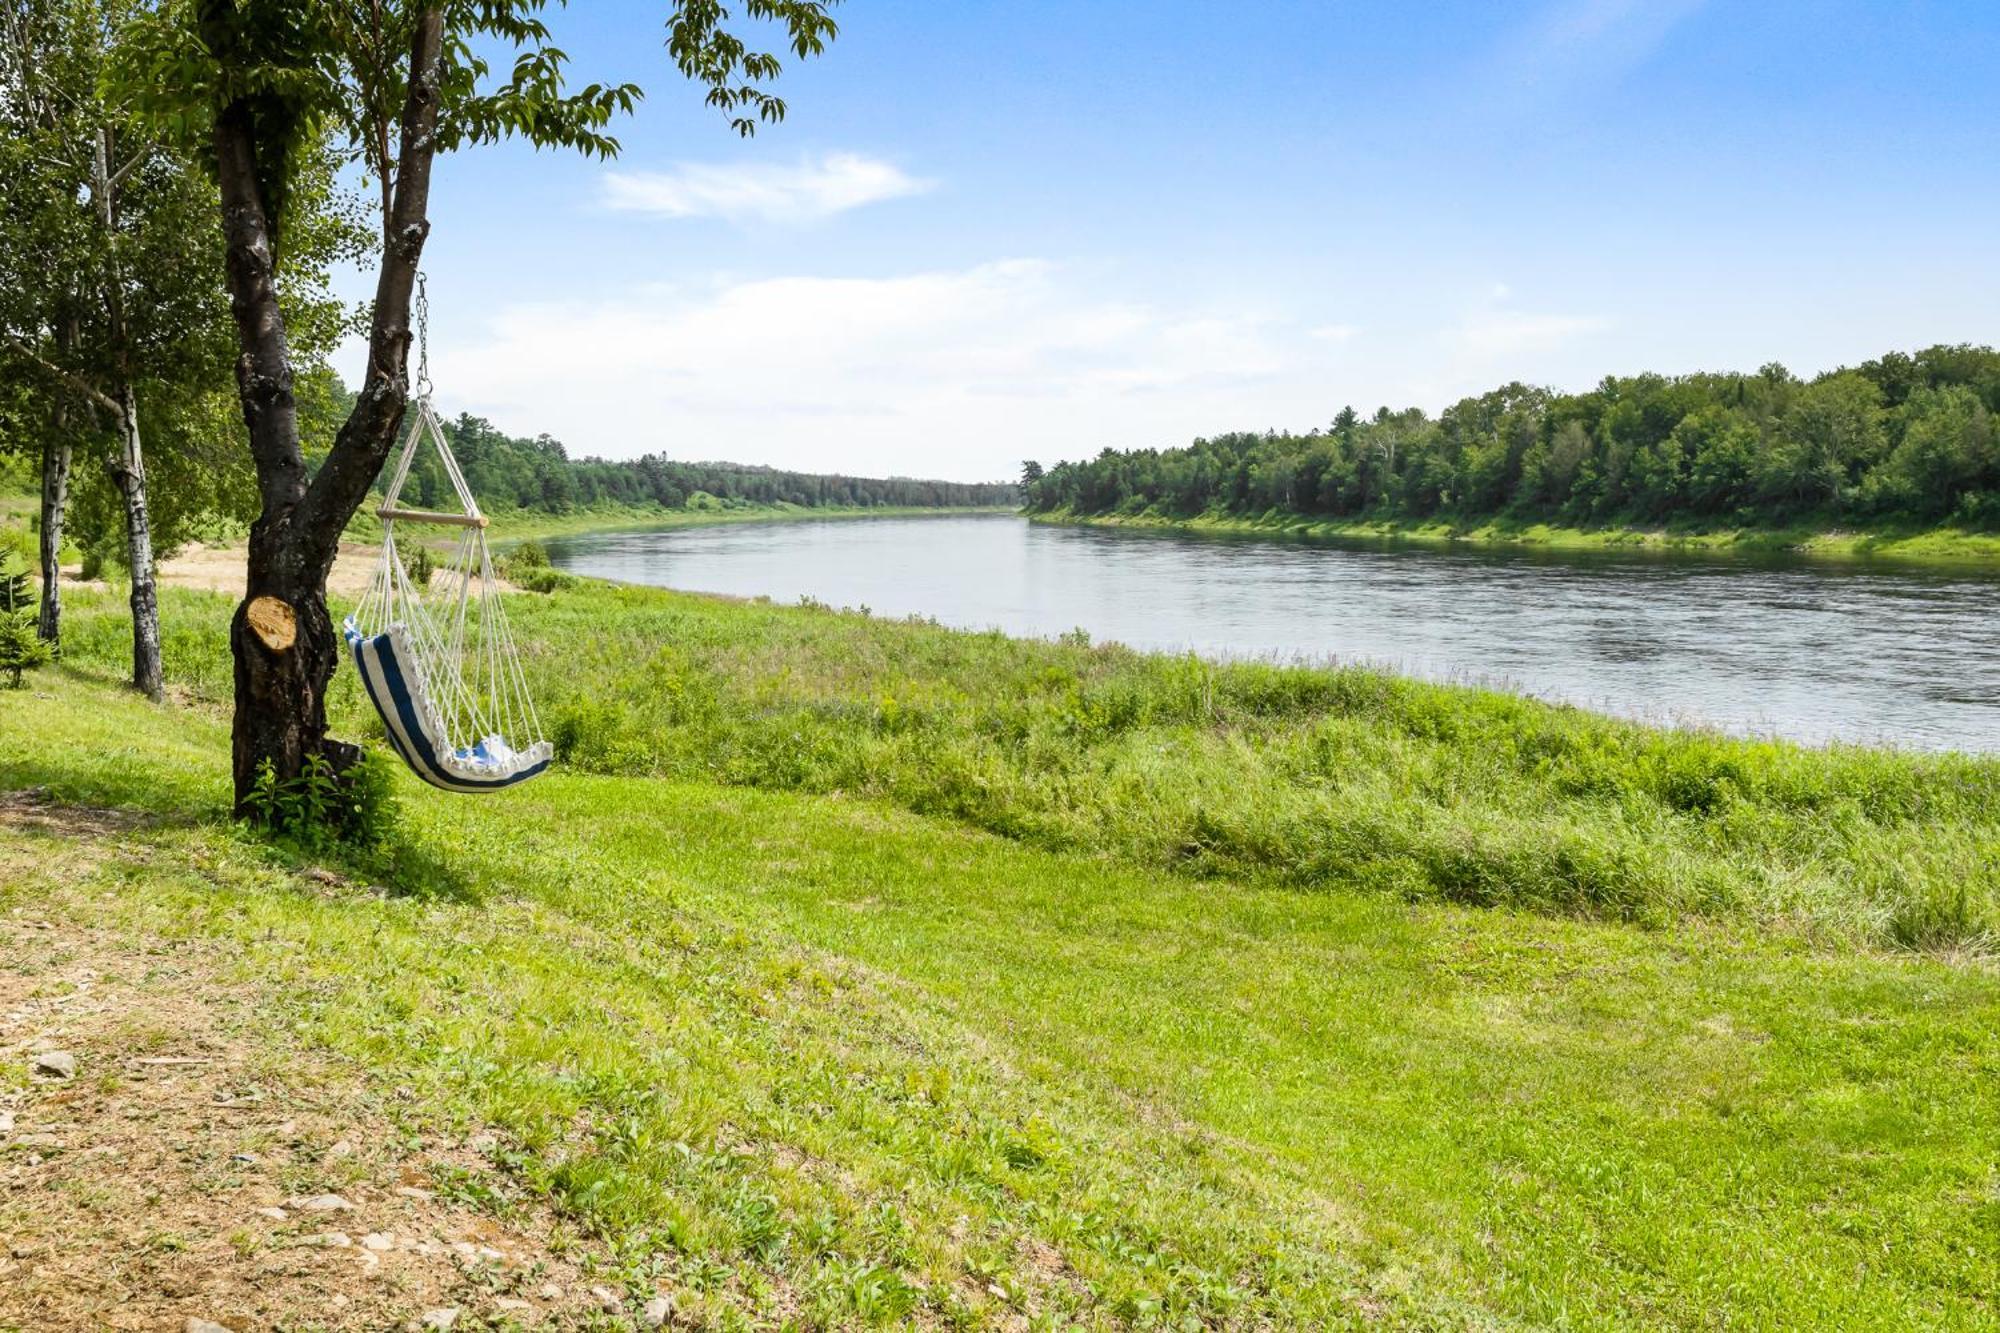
(352, 396, 547, 775)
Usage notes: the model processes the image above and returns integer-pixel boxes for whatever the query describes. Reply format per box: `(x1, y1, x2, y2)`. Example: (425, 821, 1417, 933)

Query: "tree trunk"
(105, 382, 162, 700)
(36, 430, 70, 647)
(214, 8, 445, 816)
(90, 128, 162, 701)
(230, 545, 355, 806)
(36, 315, 79, 647)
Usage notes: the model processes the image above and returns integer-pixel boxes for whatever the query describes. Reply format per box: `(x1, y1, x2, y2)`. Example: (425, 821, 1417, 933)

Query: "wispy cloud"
(434, 261, 1326, 477)
(1487, 0, 1708, 104)
(1445, 287, 1607, 358)
(601, 152, 933, 224)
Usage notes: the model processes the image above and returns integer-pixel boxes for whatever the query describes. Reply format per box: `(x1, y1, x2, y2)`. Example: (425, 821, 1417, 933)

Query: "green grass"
(1039, 508, 2000, 565)
(52, 574, 2000, 953)
(5, 649, 1999, 1328)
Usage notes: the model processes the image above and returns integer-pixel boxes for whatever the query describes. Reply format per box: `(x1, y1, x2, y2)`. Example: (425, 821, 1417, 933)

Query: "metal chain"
(413, 271, 433, 399)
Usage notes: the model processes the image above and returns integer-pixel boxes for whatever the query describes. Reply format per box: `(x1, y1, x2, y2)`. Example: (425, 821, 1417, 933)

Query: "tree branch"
(4, 337, 120, 416)
(298, 5, 447, 559)
(107, 146, 148, 191)
(213, 97, 306, 521)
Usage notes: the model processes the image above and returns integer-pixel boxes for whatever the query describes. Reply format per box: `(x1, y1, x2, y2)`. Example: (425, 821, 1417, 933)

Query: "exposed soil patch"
(0, 788, 149, 841)
(58, 541, 380, 601)
(156, 542, 382, 600)
(0, 816, 633, 1331)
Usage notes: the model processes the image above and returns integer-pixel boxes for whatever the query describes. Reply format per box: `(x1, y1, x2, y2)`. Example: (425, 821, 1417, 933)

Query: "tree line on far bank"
(1022, 345, 2000, 531)
(393, 401, 1018, 516)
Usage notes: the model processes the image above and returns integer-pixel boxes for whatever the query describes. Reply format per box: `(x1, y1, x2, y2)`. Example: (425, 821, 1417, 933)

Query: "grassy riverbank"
(48, 577, 2000, 954)
(1034, 507, 2000, 563)
(8, 604, 2000, 1326)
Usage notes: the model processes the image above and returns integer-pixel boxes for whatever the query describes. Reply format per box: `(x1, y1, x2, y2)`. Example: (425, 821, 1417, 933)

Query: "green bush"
(517, 566, 575, 594)
(396, 533, 436, 587)
(0, 526, 34, 566)
(507, 538, 551, 571)
(78, 529, 127, 582)
(0, 553, 50, 687)
(243, 750, 399, 852)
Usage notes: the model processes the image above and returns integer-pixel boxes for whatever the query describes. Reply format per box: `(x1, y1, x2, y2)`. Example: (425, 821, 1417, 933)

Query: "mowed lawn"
(4, 667, 1996, 1329)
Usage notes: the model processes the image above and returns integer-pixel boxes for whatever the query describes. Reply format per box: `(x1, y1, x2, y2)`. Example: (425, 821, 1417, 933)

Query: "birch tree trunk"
(91, 126, 162, 699)
(106, 382, 162, 699)
(36, 429, 69, 647)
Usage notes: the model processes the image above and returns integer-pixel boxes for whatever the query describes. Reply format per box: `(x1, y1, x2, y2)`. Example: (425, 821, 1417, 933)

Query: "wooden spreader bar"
(379, 506, 488, 529)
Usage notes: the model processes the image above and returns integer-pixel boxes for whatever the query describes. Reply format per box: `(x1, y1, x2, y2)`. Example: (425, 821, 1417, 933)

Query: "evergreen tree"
(0, 552, 50, 688)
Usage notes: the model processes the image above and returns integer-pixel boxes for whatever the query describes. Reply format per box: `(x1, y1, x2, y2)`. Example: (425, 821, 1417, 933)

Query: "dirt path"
(0, 795, 627, 1332)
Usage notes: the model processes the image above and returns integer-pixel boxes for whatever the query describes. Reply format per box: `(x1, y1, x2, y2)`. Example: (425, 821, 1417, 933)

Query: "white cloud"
(431, 260, 1338, 479)
(1445, 287, 1607, 359)
(601, 152, 933, 224)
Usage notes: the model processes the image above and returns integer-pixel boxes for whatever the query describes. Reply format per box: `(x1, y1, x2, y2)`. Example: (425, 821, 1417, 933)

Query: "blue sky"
(353, 0, 2000, 481)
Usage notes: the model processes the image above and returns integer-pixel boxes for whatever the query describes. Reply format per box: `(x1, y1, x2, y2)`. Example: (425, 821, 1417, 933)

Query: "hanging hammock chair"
(344, 394, 553, 793)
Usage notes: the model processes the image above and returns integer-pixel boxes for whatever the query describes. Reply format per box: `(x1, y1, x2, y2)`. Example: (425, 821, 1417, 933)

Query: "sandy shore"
(63, 540, 381, 598)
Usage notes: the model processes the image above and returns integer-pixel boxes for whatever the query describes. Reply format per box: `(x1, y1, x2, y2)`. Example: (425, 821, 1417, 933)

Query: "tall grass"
(57, 580, 2000, 951)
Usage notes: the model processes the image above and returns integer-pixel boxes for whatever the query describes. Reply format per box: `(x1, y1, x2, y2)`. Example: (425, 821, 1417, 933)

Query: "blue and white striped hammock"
(346, 397, 552, 793)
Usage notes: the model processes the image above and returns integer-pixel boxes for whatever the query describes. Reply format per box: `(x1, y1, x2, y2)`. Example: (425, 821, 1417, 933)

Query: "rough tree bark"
(106, 382, 162, 699)
(36, 408, 70, 647)
(215, 9, 444, 814)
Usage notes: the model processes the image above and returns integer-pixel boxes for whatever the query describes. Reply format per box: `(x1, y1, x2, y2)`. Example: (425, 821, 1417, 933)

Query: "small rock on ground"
(287, 1192, 354, 1212)
(186, 1321, 234, 1333)
(417, 1310, 459, 1331)
(32, 1050, 76, 1080)
(642, 1295, 676, 1327)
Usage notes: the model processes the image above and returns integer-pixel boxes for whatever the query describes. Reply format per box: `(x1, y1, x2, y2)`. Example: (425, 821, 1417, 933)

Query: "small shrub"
(0, 553, 51, 687)
(244, 750, 399, 851)
(500, 540, 569, 590)
(517, 566, 575, 594)
(508, 539, 551, 571)
(0, 525, 33, 566)
(78, 530, 126, 582)
(396, 534, 436, 587)
(551, 698, 635, 770)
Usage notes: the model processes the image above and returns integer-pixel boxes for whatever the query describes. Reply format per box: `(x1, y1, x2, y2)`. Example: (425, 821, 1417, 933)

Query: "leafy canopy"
(116, 0, 841, 241)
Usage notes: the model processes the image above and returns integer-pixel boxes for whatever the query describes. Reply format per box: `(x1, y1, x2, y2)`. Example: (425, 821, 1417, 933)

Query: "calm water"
(548, 514, 2000, 752)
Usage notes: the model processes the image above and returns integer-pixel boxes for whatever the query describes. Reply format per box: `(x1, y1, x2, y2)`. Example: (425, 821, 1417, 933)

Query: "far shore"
(1031, 508, 2000, 565)
(426, 501, 1018, 548)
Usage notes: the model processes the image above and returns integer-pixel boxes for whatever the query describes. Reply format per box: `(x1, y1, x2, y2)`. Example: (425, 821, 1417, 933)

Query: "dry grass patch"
(0, 812, 633, 1332)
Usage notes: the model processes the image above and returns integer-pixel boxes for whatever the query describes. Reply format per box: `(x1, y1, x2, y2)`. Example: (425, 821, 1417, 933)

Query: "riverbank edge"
(1029, 508, 2000, 563)
(349, 501, 1019, 547)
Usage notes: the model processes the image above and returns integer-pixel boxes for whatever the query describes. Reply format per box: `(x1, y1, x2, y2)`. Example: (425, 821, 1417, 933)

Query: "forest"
(1022, 344, 2000, 530)
(392, 400, 1018, 516)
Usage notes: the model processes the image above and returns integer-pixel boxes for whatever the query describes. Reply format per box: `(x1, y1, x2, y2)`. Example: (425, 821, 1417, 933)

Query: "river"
(546, 513, 2000, 752)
